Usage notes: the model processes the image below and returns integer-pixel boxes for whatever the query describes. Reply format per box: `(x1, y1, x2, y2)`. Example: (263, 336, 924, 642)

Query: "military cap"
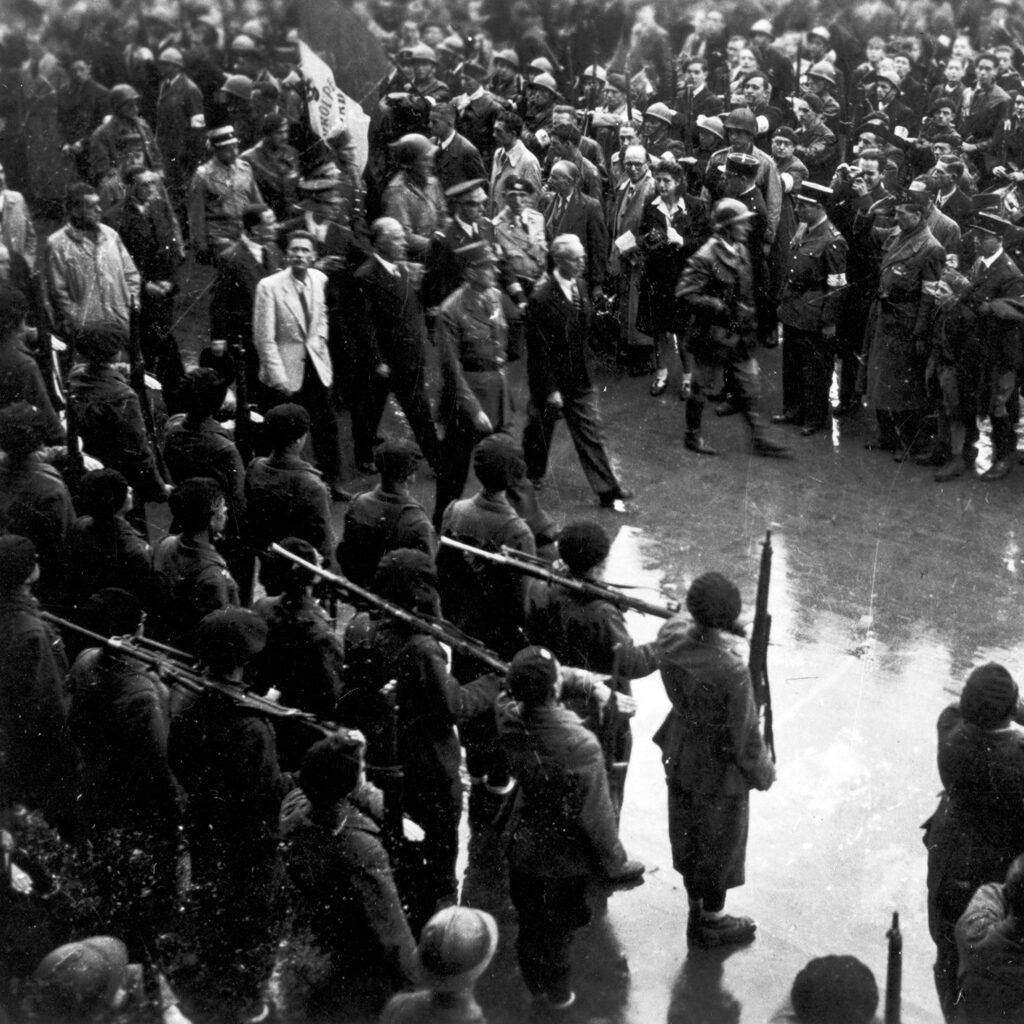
(397, 45, 416, 62)
(643, 101, 676, 125)
(772, 125, 798, 142)
(195, 608, 268, 667)
(975, 211, 1015, 236)
(265, 402, 311, 446)
(696, 113, 725, 139)
(506, 645, 560, 703)
(445, 177, 488, 202)
(558, 520, 611, 574)
(807, 60, 837, 86)
(0, 535, 37, 593)
(895, 183, 931, 207)
(219, 74, 254, 101)
(796, 181, 833, 204)
(582, 63, 607, 83)
(230, 34, 259, 53)
(409, 42, 439, 64)
(856, 110, 890, 132)
(606, 73, 627, 93)
(791, 955, 878, 1024)
(437, 34, 466, 57)
(374, 438, 422, 480)
(417, 906, 499, 992)
(261, 112, 289, 134)
(961, 663, 1019, 726)
(455, 240, 498, 266)
(686, 571, 742, 628)
(157, 46, 184, 66)
(973, 191, 1004, 214)
(493, 49, 520, 70)
(109, 83, 140, 107)
(808, 25, 831, 42)
(297, 177, 342, 195)
(504, 175, 536, 194)
(32, 937, 129, 1016)
(527, 57, 554, 75)
(725, 151, 760, 177)
(529, 72, 558, 94)
(472, 432, 526, 491)
(461, 60, 488, 80)
(750, 18, 774, 36)
(207, 124, 239, 148)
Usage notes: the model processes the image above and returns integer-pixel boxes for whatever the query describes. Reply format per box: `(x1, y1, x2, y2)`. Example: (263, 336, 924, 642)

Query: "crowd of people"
(2, 0, 1024, 1020)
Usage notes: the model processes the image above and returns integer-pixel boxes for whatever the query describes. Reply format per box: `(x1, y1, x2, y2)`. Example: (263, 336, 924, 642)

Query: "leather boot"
(685, 399, 718, 455)
(981, 417, 1016, 481)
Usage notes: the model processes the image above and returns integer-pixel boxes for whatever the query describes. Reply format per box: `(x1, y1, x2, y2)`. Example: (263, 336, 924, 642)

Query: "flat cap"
(195, 608, 268, 666)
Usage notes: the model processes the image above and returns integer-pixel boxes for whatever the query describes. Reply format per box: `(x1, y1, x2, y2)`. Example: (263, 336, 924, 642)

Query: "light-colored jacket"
(0, 190, 37, 268)
(253, 267, 332, 392)
(42, 222, 140, 336)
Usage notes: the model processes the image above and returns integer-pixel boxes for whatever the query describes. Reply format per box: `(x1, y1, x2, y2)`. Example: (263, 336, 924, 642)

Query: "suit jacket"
(961, 84, 1012, 151)
(253, 267, 332, 392)
(525, 274, 594, 402)
(434, 131, 487, 194)
(210, 237, 282, 346)
(607, 173, 656, 276)
(422, 218, 496, 308)
(673, 86, 724, 151)
(0, 190, 36, 269)
(353, 256, 429, 373)
(543, 191, 609, 289)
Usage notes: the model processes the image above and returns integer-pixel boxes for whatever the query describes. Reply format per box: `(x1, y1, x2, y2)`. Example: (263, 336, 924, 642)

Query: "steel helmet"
(32, 937, 129, 1016)
(415, 906, 499, 992)
(409, 43, 439, 65)
(712, 197, 756, 231)
(723, 106, 757, 134)
(807, 60, 838, 87)
(109, 83, 141, 108)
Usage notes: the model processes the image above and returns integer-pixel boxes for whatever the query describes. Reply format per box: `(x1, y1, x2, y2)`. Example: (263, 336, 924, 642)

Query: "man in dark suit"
(429, 102, 487, 194)
(523, 234, 633, 512)
(211, 203, 283, 405)
(351, 217, 440, 472)
(455, 61, 504, 167)
(543, 161, 608, 297)
(931, 157, 974, 234)
(423, 178, 495, 308)
(674, 58, 724, 153)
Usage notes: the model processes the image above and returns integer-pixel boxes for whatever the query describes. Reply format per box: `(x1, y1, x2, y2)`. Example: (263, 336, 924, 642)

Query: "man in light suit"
(253, 229, 344, 494)
(0, 162, 37, 270)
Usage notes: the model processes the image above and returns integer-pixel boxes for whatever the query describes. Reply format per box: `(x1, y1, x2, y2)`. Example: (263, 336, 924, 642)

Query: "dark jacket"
(66, 514, 152, 607)
(423, 217, 496, 309)
(542, 191, 609, 289)
(209, 236, 283, 349)
(0, 343, 62, 444)
(777, 216, 849, 331)
(352, 256, 430, 373)
(525, 274, 596, 402)
(497, 693, 627, 878)
(434, 130, 487, 194)
(163, 414, 246, 522)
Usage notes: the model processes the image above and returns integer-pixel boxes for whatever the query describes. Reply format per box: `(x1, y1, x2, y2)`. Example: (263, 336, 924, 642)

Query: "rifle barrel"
(269, 543, 509, 675)
(441, 537, 680, 618)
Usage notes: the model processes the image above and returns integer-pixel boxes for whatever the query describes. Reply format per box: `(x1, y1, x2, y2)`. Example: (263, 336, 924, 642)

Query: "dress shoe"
(799, 423, 824, 437)
(689, 913, 758, 950)
(685, 435, 718, 455)
(770, 413, 801, 425)
(715, 400, 742, 417)
(649, 375, 668, 397)
(597, 487, 634, 504)
(752, 437, 791, 457)
(603, 859, 646, 885)
(981, 458, 1014, 481)
(934, 456, 966, 482)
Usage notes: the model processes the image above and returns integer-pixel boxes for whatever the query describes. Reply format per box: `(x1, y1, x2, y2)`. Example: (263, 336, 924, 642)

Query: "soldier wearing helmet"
(89, 82, 164, 184)
(674, 198, 792, 457)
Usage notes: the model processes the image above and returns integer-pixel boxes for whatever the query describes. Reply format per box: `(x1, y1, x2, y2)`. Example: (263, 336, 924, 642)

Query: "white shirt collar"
(652, 194, 685, 217)
(374, 252, 398, 275)
(553, 267, 577, 300)
(455, 215, 477, 236)
(982, 245, 1005, 269)
(438, 131, 455, 151)
(467, 85, 484, 101)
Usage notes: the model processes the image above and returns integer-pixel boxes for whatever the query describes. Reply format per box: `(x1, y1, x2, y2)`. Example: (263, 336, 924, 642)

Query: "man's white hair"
(551, 234, 585, 259)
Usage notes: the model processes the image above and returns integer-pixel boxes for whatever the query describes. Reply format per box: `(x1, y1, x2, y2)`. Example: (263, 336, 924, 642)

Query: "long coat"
(865, 221, 944, 411)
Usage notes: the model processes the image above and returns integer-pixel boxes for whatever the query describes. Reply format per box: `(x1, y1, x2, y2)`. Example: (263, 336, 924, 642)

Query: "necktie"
(570, 281, 581, 312)
(297, 281, 311, 330)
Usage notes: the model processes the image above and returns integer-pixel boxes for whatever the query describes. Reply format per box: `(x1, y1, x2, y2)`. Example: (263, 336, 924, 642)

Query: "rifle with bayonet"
(885, 911, 902, 1024)
(126, 301, 169, 484)
(61, 329, 85, 494)
(748, 529, 775, 761)
(439, 536, 682, 619)
(270, 543, 510, 675)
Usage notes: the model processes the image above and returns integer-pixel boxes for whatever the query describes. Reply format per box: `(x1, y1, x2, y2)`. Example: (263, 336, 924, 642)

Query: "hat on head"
(504, 174, 536, 194)
(32, 937, 129, 1018)
(801, 92, 825, 114)
(873, 68, 901, 90)
(529, 72, 558, 94)
(528, 57, 554, 75)
(373, 548, 438, 611)
(686, 571, 742, 627)
(808, 60, 837, 86)
(726, 151, 759, 174)
(582, 63, 607, 83)
(808, 25, 831, 42)
(416, 906, 499, 992)
(773, 125, 797, 142)
(298, 177, 342, 196)
(445, 177, 488, 202)
(643, 101, 675, 124)
(409, 42, 439, 64)
(158, 46, 183, 66)
(791, 955, 879, 1024)
(506, 645, 560, 702)
(750, 18, 774, 36)
(975, 211, 1014, 236)
(961, 663, 1019, 727)
(240, 18, 266, 41)
(207, 124, 239, 148)
(109, 83, 140, 107)
(455, 240, 498, 268)
(462, 59, 488, 80)
(391, 132, 436, 161)
(265, 402, 311, 446)
(472, 432, 526, 490)
(195, 607, 268, 668)
(80, 588, 142, 639)
(0, 535, 37, 593)
(493, 49, 520, 69)
(230, 34, 259, 53)
(895, 184, 931, 207)
(796, 181, 833, 204)
(973, 191, 1003, 214)
(220, 74, 254, 101)
(696, 113, 725, 139)
(723, 106, 757, 134)
(558, 520, 611, 574)
(374, 438, 422, 480)
(437, 34, 465, 57)
(606, 72, 627, 93)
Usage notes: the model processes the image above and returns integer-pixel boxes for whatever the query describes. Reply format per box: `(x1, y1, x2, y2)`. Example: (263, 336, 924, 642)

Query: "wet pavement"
(172, 277, 1022, 1021)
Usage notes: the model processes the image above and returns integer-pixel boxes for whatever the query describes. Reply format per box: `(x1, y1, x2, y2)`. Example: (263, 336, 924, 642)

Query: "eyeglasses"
(623, 160, 646, 167)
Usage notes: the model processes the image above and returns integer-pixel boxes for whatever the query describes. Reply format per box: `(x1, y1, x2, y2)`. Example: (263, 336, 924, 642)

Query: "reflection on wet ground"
(442, 350, 1022, 1022)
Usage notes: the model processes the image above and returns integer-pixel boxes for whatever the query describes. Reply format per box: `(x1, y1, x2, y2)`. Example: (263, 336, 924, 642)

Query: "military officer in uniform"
(772, 182, 848, 435)
(187, 125, 264, 262)
(423, 178, 495, 308)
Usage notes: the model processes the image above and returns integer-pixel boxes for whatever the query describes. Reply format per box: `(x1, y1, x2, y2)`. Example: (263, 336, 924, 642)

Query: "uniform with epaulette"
(775, 182, 848, 434)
